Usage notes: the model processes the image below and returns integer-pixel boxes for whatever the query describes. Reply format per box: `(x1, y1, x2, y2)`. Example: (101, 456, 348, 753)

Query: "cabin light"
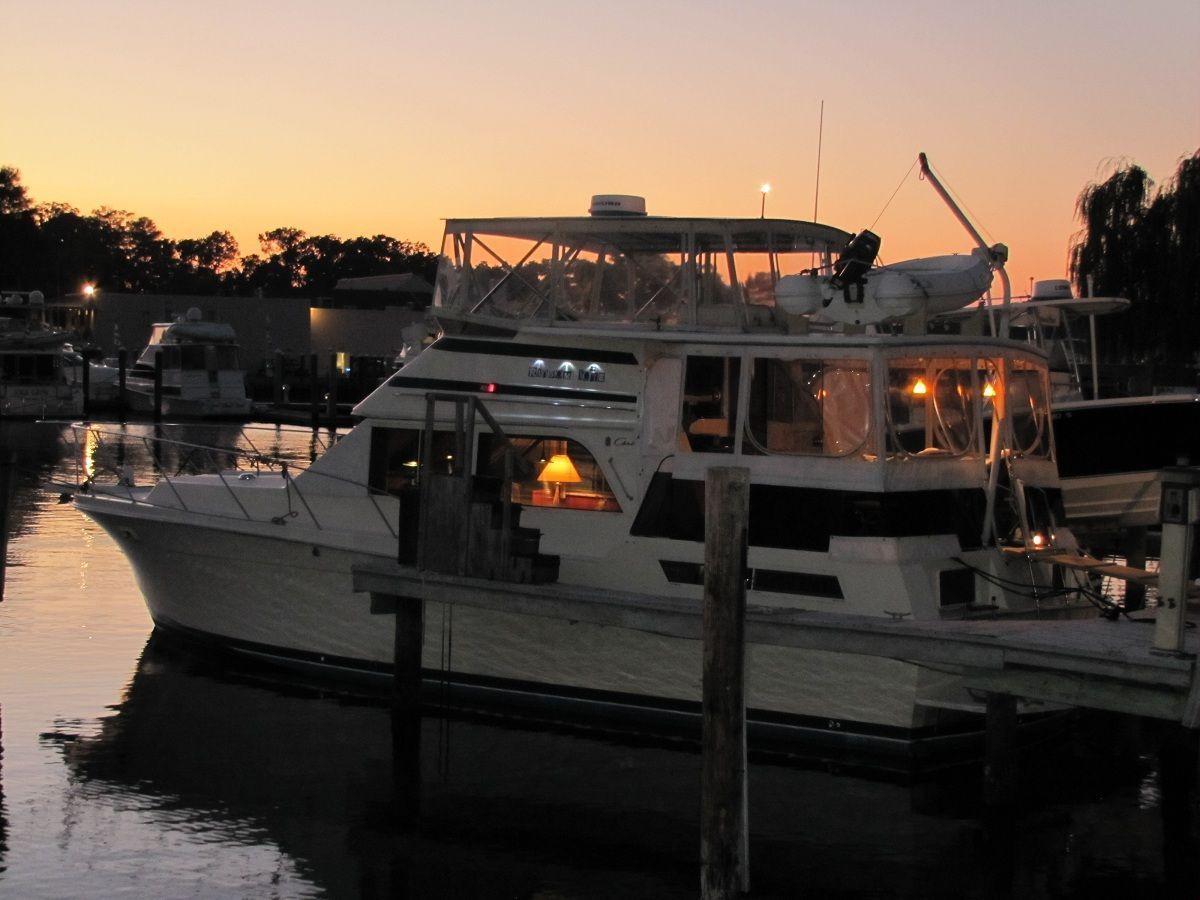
(911, 377, 928, 396)
(983, 382, 996, 399)
(1031, 532, 1045, 548)
(402, 460, 419, 468)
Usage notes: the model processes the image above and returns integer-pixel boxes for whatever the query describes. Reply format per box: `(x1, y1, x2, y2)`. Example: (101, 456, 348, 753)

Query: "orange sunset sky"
(4, 0, 1198, 293)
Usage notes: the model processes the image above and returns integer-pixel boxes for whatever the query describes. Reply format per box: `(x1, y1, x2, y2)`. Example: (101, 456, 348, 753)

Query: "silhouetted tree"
(1070, 150, 1200, 370)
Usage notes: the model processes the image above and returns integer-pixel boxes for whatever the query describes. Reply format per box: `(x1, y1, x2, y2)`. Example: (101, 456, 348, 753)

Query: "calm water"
(0, 420, 1197, 898)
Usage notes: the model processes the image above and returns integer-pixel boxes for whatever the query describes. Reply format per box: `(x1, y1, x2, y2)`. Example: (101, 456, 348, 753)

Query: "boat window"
(886, 357, 980, 458)
(367, 427, 459, 496)
(215, 346, 240, 370)
(478, 433, 620, 511)
(180, 346, 207, 371)
(158, 346, 180, 369)
(1007, 358, 1051, 458)
(681, 356, 741, 453)
(745, 357, 871, 457)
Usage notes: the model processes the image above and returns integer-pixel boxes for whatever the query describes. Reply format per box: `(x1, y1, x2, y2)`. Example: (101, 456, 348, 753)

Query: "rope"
(868, 158, 919, 232)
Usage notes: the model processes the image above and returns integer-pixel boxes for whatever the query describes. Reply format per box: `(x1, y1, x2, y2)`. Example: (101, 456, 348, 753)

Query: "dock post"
(116, 349, 127, 420)
(378, 592, 424, 827)
(326, 353, 338, 430)
(273, 351, 284, 408)
(0, 451, 13, 602)
(1154, 469, 1200, 654)
(152, 351, 164, 422)
(80, 354, 91, 418)
(1121, 526, 1148, 611)
(308, 353, 319, 431)
(701, 466, 750, 899)
(984, 693, 1018, 807)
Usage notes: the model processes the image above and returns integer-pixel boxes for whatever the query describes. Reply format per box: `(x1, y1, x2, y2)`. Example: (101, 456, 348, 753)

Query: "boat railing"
(69, 423, 397, 538)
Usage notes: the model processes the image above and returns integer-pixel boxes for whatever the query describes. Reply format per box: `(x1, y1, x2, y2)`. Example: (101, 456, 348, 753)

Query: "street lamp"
(760, 183, 771, 218)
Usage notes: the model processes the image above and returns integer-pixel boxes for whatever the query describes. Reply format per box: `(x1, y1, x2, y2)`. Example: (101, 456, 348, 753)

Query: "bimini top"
(433, 213, 857, 333)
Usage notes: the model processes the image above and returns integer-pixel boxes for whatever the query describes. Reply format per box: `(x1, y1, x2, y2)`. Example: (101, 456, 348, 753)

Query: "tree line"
(0, 167, 438, 299)
(1070, 150, 1199, 369)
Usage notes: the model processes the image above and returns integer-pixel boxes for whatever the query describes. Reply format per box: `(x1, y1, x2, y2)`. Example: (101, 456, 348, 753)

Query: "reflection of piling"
(701, 466, 750, 899)
(984, 693, 1018, 807)
(0, 452, 14, 602)
(152, 351, 164, 422)
(117, 349, 127, 420)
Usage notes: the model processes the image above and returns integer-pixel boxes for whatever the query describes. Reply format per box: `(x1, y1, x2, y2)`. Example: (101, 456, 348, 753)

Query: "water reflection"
(1, 703, 7, 876)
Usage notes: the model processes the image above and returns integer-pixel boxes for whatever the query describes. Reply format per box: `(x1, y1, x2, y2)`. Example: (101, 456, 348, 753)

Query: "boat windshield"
(432, 217, 850, 328)
(745, 357, 872, 457)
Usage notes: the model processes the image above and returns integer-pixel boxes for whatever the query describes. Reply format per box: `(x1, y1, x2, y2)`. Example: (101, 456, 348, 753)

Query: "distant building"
(46, 288, 430, 373)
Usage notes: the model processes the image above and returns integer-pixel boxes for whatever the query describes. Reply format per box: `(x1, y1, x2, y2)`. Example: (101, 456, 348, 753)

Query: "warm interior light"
(402, 460, 419, 468)
(911, 377, 928, 396)
(82, 283, 96, 298)
(1031, 532, 1045, 548)
(982, 382, 996, 398)
(537, 453, 581, 484)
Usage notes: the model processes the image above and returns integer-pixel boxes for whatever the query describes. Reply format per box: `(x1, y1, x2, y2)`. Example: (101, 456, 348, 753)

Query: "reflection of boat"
(124, 308, 251, 418)
(75, 196, 1093, 757)
(940, 280, 1200, 532)
(0, 291, 84, 418)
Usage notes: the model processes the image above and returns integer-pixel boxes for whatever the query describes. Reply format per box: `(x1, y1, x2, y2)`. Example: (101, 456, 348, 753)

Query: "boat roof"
(443, 216, 853, 254)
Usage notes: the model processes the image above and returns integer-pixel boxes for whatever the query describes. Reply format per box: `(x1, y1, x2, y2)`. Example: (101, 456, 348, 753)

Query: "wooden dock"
(352, 561, 1200, 726)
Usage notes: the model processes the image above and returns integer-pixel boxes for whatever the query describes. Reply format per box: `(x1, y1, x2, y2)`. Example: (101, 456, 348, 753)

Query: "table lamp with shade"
(537, 452, 581, 504)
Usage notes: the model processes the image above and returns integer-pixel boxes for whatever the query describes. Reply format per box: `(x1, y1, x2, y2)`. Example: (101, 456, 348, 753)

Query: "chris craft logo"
(527, 360, 606, 383)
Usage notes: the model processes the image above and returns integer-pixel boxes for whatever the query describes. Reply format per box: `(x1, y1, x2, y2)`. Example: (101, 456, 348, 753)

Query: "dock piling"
(326, 353, 338, 430)
(116, 349, 127, 420)
(376, 591, 424, 826)
(80, 354, 90, 418)
(152, 351, 163, 422)
(1154, 469, 1200, 654)
(308, 354, 319, 430)
(701, 466, 750, 899)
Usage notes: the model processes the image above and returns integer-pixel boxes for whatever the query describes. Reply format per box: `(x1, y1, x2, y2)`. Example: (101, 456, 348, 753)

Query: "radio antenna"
(812, 100, 824, 222)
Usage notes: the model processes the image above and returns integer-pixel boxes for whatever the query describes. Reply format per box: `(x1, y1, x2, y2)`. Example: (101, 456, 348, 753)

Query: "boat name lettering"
(527, 360, 605, 383)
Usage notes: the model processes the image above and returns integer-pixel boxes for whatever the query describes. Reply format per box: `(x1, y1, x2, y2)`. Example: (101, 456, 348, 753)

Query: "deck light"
(483, 382, 498, 393)
(82, 283, 96, 299)
(911, 377, 928, 396)
(1031, 532, 1045, 548)
(983, 382, 996, 399)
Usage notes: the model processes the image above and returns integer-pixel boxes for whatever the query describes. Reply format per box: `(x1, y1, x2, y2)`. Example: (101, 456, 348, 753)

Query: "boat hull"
(124, 385, 252, 418)
(84, 507, 995, 758)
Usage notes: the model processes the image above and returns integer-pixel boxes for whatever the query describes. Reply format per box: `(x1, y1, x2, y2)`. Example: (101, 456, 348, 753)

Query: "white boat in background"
(74, 187, 1097, 759)
(0, 290, 84, 418)
(124, 308, 252, 418)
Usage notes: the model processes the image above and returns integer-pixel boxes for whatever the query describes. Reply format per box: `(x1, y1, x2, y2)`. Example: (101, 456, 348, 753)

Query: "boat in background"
(937, 279, 1200, 536)
(0, 290, 84, 418)
(124, 308, 251, 418)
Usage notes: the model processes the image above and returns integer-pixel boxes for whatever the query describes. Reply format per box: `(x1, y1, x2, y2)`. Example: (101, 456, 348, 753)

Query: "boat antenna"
(812, 100, 824, 222)
(917, 152, 1012, 337)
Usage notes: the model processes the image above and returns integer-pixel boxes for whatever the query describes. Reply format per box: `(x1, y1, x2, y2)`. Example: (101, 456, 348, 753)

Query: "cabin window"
(180, 345, 207, 371)
(886, 357, 981, 458)
(158, 346, 181, 369)
(1007, 358, 1051, 458)
(745, 357, 871, 457)
(215, 346, 240, 370)
(681, 356, 741, 453)
(478, 433, 620, 511)
(367, 427, 459, 496)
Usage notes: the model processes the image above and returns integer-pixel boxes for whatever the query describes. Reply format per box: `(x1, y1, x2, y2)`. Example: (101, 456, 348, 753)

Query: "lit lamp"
(537, 453, 581, 505)
(760, 183, 771, 218)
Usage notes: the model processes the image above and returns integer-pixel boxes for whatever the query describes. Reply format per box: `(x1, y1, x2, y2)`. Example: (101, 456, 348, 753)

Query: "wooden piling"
(152, 351, 164, 422)
(701, 466, 750, 899)
(377, 591, 424, 826)
(80, 353, 91, 418)
(273, 351, 284, 408)
(327, 353, 338, 430)
(0, 451, 13, 602)
(1122, 527, 1148, 611)
(116, 349, 127, 420)
(984, 693, 1018, 807)
(309, 353, 320, 430)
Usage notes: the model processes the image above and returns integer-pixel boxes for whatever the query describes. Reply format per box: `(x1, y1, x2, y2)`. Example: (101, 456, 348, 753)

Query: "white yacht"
(0, 290, 84, 418)
(74, 197, 1094, 756)
(124, 308, 252, 418)
(940, 279, 1200, 531)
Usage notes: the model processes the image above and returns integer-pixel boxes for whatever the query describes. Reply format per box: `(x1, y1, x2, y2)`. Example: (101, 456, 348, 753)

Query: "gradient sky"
(4, 0, 1198, 292)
